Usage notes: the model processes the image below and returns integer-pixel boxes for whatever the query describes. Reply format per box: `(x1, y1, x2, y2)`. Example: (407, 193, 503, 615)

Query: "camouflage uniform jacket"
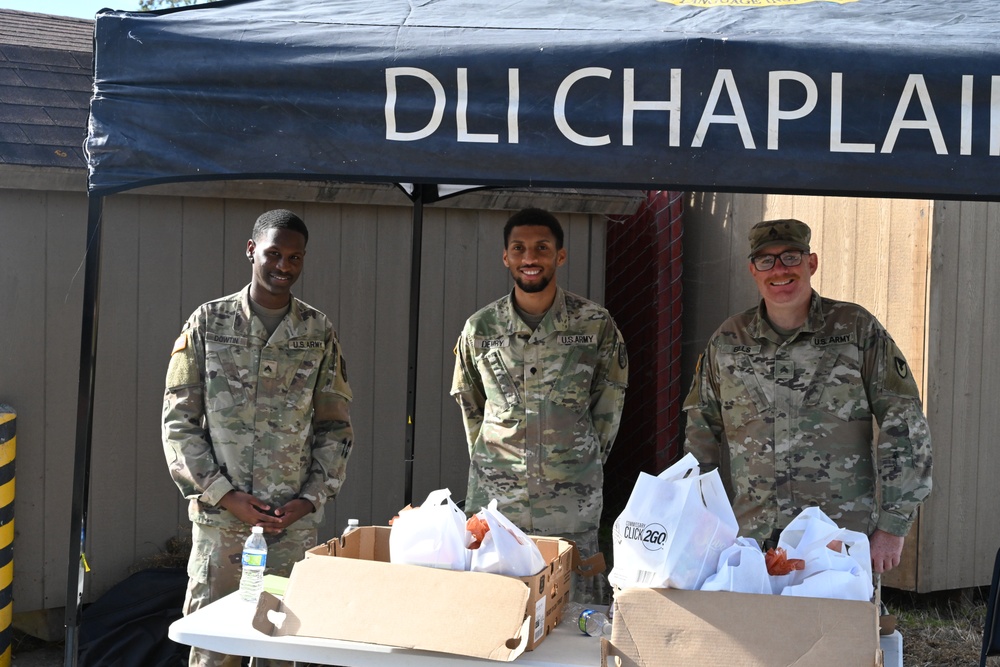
(451, 287, 628, 535)
(162, 286, 354, 529)
(683, 292, 932, 540)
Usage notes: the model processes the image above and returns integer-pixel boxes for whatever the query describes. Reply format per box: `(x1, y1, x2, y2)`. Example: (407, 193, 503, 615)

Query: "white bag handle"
(421, 487, 455, 508)
(656, 452, 700, 482)
(389, 487, 469, 571)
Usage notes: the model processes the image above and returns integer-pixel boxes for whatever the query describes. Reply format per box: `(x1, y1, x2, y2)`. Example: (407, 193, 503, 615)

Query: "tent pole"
(63, 195, 104, 667)
(403, 187, 428, 507)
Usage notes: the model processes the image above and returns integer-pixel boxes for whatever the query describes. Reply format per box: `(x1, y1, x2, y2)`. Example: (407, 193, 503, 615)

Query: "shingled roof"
(0, 9, 94, 170)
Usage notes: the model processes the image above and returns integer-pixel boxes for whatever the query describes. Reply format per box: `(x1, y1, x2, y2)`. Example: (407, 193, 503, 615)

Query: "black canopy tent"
(72, 0, 1000, 662)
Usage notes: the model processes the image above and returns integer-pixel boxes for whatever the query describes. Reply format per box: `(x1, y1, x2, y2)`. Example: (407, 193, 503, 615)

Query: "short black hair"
(503, 208, 564, 249)
(252, 209, 309, 245)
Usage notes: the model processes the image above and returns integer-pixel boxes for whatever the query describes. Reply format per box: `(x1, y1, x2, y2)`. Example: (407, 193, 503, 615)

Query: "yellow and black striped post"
(0, 405, 14, 667)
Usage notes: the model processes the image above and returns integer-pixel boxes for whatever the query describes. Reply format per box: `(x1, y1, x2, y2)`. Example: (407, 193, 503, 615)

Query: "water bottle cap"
(348, 518, 359, 526)
(251, 526, 264, 534)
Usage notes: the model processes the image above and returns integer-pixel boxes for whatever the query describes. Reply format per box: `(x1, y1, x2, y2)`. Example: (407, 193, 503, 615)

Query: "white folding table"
(169, 592, 904, 666)
(168, 591, 603, 666)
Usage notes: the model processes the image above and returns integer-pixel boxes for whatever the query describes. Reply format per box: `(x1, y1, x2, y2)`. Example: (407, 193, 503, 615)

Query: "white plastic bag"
(774, 506, 874, 601)
(389, 488, 470, 571)
(469, 500, 546, 577)
(608, 453, 738, 590)
(701, 537, 771, 594)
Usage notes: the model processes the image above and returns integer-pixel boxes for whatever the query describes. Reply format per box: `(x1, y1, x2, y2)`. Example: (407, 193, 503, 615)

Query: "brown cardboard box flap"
(571, 548, 606, 578)
(306, 526, 577, 652)
(608, 587, 883, 667)
(252, 555, 532, 661)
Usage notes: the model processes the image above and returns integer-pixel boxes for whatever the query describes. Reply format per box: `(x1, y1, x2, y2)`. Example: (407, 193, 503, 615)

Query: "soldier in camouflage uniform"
(683, 219, 932, 574)
(451, 208, 628, 600)
(162, 209, 354, 667)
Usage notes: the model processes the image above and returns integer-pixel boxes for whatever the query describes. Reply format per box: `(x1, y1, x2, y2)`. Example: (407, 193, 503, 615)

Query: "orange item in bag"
(765, 547, 806, 576)
(467, 514, 490, 549)
(388, 504, 416, 526)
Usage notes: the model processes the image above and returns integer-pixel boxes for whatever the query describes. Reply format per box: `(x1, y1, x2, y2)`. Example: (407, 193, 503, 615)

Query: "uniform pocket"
(549, 344, 596, 414)
(480, 350, 521, 414)
(283, 347, 324, 410)
(724, 355, 771, 428)
(204, 342, 249, 410)
(186, 531, 213, 584)
(802, 347, 869, 421)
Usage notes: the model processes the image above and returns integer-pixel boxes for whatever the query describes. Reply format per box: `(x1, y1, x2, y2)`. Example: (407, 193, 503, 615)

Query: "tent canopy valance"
(86, 0, 1000, 200)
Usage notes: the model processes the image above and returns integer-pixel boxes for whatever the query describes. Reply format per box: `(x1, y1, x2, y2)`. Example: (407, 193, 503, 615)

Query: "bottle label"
(578, 609, 593, 634)
(242, 552, 267, 568)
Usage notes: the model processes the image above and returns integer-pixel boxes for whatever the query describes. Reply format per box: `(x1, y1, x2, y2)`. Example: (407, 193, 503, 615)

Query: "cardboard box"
(251, 525, 578, 661)
(603, 587, 883, 667)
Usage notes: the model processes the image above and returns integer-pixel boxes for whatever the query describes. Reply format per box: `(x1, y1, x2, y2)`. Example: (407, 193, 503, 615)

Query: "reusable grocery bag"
(469, 499, 546, 577)
(608, 453, 738, 590)
(389, 488, 470, 571)
(773, 506, 874, 601)
(701, 537, 771, 594)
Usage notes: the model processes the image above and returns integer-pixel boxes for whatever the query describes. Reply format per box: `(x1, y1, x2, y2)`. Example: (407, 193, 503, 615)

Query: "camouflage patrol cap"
(747, 219, 811, 258)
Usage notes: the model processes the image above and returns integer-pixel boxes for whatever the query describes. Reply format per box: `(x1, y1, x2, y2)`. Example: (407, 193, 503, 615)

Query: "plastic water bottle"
(342, 518, 360, 538)
(562, 602, 612, 637)
(239, 525, 268, 602)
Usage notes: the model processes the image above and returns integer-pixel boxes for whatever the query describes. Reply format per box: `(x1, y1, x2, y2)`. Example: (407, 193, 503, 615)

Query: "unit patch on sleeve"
(171, 332, 188, 355)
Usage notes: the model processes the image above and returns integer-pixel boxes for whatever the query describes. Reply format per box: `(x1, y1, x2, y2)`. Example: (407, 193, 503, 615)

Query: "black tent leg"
(64, 195, 104, 667)
(403, 187, 430, 507)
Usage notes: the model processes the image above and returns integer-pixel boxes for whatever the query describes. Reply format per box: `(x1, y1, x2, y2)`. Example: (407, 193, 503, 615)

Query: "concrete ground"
(11, 613, 65, 666)
(11, 639, 63, 667)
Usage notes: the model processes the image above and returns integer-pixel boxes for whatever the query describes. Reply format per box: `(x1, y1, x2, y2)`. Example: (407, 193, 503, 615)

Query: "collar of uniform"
(238, 284, 303, 342)
(500, 285, 568, 337)
(499, 290, 529, 335)
(533, 286, 569, 339)
(232, 285, 255, 336)
(746, 304, 783, 344)
(747, 290, 824, 341)
(802, 291, 826, 333)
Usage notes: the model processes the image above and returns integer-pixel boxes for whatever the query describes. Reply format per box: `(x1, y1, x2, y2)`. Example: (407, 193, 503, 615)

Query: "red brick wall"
(602, 191, 685, 521)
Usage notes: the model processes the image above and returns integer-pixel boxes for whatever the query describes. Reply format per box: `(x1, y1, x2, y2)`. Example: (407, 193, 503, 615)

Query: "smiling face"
(749, 243, 818, 320)
(503, 224, 566, 297)
(247, 227, 307, 309)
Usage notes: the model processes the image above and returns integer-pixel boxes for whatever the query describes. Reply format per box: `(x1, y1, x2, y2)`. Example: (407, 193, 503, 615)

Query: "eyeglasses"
(751, 250, 806, 271)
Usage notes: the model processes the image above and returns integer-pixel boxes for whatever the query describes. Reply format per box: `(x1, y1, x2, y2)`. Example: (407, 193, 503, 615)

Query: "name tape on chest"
(475, 337, 510, 349)
(558, 334, 596, 345)
(812, 333, 856, 347)
(289, 339, 325, 350)
(204, 332, 324, 351)
(717, 343, 762, 355)
(475, 333, 597, 348)
(205, 332, 248, 346)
